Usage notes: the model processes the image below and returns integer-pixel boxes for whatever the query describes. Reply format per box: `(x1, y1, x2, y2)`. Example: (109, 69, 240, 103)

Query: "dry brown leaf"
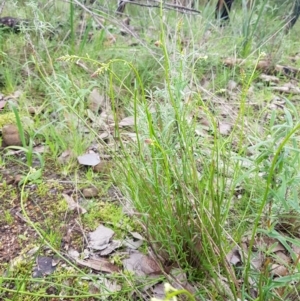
(291, 244, 300, 256)
(270, 242, 286, 253)
(275, 251, 291, 265)
(272, 82, 300, 94)
(88, 88, 106, 112)
(118, 116, 135, 127)
(271, 264, 288, 277)
(223, 58, 300, 76)
(102, 278, 122, 292)
(129, 232, 145, 241)
(88, 225, 114, 250)
(77, 153, 100, 166)
(101, 35, 116, 48)
(4, 90, 22, 100)
(226, 246, 242, 266)
(251, 252, 264, 270)
(0, 100, 7, 110)
(152, 283, 165, 299)
(227, 80, 238, 91)
(218, 122, 232, 136)
(33, 145, 46, 153)
(259, 74, 280, 83)
(100, 240, 122, 256)
(32, 256, 57, 278)
(123, 252, 161, 276)
(123, 238, 143, 250)
(68, 249, 80, 259)
(58, 149, 73, 165)
(62, 193, 87, 214)
(170, 268, 188, 288)
(75, 257, 119, 273)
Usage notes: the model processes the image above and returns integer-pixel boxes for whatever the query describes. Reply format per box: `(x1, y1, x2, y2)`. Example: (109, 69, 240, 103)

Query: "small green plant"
(4, 210, 14, 225)
(5, 104, 44, 170)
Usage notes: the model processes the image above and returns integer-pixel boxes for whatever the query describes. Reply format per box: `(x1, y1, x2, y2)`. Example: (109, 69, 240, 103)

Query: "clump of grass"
(2, 0, 300, 300)
(102, 4, 300, 300)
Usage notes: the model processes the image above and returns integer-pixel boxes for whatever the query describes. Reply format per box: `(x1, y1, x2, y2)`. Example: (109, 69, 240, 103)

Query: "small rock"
(88, 88, 105, 112)
(2, 124, 24, 147)
(14, 174, 23, 184)
(4, 175, 14, 185)
(28, 106, 43, 115)
(93, 161, 112, 174)
(123, 17, 130, 26)
(82, 187, 99, 198)
(227, 80, 238, 91)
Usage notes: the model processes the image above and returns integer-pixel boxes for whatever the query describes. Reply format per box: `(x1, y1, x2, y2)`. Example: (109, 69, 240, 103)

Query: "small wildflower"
(145, 138, 155, 145)
(154, 40, 162, 47)
(164, 283, 176, 293)
(91, 64, 109, 77)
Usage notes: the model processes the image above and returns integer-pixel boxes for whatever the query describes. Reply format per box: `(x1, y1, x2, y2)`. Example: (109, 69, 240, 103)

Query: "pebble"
(92, 161, 112, 173)
(2, 124, 23, 146)
(82, 187, 99, 198)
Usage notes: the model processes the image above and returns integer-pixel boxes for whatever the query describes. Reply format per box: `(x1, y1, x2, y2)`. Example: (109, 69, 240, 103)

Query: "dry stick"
(223, 58, 300, 78)
(0, 1, 6, 15)
(118, 0, 201, 15)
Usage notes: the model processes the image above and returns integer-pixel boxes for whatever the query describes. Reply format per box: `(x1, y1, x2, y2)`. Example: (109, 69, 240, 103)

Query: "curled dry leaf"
(226, 246, 242, 266)
(100, 240, 122, 256)
(88, 225, 114, 250)
(123, 238, 143, 250)
(32, 256, 57, 278)
(129, 231, 145, 241)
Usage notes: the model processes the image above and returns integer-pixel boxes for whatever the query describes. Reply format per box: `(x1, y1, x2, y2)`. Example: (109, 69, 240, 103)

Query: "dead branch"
(223, 58, 300, 77)
(117, 0, 201, 15)
(0, 1, 5, 16)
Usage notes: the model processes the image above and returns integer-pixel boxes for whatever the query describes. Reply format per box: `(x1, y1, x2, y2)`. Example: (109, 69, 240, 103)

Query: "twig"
(0, 1, 6, 16)
(118, 0, 201, 15)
